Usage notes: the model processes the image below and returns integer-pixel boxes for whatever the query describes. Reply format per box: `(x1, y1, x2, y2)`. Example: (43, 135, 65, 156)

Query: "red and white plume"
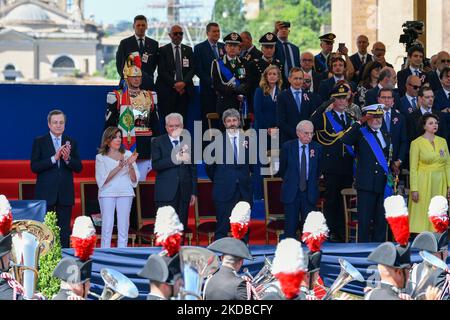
(0, 195, 12, 236)
(129, 51, 142, 69)
(384, 195, 410, 246)
(271, 238, 307, 299)
(428, 195, 449, 233)
(302, 211, 329, 252)
(70, 216, 97, 261)
(229, 201, 251, 240)
(154, 206, 184, 257)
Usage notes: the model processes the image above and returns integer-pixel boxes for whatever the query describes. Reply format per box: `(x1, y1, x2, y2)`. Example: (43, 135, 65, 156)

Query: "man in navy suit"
(276, 67, 316, 144)
(314, 33, 335, 75)
(279, 120, 322, 238)
(274, 21, 300, 80)
(397, 46, 426, 97)
(31, 110, 82, 247)
(318, 56, 356, 101)
(205, 109, 253, 241)
(357, 42, 394, 82)
(399, 75, 421, 116)
(426, 51, 450, 92)
(379, 88, 407, 174)
(156, 25, 195, 121)
(193, 22, 225, 131)
(301, 52, 322, 94)
(151, 113, 197, 230)
(116, 15, 159, 90)
(365, 67, 401, 111)
(342, 105, 390, 242)
(349, 35, 373, 82)
(433, 67, 450, 112)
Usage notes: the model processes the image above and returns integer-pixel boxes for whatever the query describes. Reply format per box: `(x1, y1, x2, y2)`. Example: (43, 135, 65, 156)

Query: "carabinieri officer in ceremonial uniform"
(211, 32, 253, 118)
(253, 32, 285, 86)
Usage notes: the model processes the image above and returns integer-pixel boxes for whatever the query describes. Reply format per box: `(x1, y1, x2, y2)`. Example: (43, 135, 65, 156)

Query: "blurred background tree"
(212, 0, 246, 36)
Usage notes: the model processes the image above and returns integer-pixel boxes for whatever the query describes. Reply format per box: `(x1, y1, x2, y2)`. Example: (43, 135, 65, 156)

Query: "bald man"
(426, 51, 450, 92)
(156, 24, 195, 121)
(301, 52, 323, 93)
(358, 42, 394, 83)
(349, 35, 373, 82)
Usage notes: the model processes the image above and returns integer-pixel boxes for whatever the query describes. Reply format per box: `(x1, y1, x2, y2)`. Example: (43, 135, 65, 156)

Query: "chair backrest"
(341, 187, 357, 219)
(136, 181, 157, 229)
(18, 181, 36, 200)
(195, 179, 216, 228)
(80, 181, 100, 217)
(263, 177, 284, 222)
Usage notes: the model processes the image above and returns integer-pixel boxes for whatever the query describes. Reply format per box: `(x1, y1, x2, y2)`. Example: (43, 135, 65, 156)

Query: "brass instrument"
(322, 259, 365, 300)
(10, 220, 54, 299)
(178, 246, 219, 300)
(89, 268, 139, 300)
(245, 256, 278, 299)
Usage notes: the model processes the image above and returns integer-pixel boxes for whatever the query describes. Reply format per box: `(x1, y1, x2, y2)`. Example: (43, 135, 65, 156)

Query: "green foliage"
(104, 59, 120, 80)
(37, 212, 62, 299)
(213, 0, 246, 36)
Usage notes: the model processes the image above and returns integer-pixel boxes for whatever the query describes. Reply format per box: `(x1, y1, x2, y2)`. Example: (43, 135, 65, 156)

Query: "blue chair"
(10, 200, 47, 222)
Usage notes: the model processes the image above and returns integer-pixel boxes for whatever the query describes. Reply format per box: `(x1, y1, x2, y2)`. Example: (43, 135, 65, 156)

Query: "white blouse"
(95, 150, 140, 198)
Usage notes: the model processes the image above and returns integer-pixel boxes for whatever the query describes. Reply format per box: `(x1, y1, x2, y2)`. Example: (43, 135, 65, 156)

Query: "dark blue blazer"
(399, 95, 418, 116)
(276, 89, 316, 143)
(381, 109, 407, 163)
(433, 88, 450, 111)
(193, 40, 225, 95)
(365, 86, 402, 111)
(205, 134, 253, 202)
(318, 77, 356, 102)
(397, 68, 426, 97)
(314, 52, 328, 75)
(279, 140, 322, 205)
(350, 53, 373, 82)
(30, 134, 82, 206)
(253, 87, 278, 130)
(426, 70, 442, 92)
(275, 40, 300, 72)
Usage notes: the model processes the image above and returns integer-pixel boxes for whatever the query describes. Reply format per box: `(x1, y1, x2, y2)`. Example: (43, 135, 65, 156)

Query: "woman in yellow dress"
(409, 113, 450, 233)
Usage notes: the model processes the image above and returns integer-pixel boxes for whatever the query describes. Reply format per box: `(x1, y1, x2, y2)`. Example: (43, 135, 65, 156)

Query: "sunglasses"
(303, 79, 312, 83)
(172, 32, 184, 36)
(441, 59, 450, 64)
(408, 83, 421, 90)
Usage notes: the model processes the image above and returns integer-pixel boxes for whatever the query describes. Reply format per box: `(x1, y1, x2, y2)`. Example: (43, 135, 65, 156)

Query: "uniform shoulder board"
(107, 92, 117, 104)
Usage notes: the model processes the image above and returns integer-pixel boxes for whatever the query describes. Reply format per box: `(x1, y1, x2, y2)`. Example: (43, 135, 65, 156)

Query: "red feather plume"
(156, 233, 181, 257)
(274, 270, 306, 299)
(71, 235, 97, 261)
(230, 223, 248, 240)
(0, 212, 12, 236)
(302, 232, 327, 252)
(386, 216, 410, 246)
(429, 216, 449, 233)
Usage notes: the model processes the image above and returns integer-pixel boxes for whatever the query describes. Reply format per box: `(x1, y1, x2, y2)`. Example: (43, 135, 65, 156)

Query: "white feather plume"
(271, 238, 307, 274)
(384, 195, 408, 218)
(428, 195, 449, 218)
(302, 211, 329, 238)
(0, 195, 11, 218)
(71, 216, 96, 239)
(229, 201, 251, 224)
(154, 206, 184, 240)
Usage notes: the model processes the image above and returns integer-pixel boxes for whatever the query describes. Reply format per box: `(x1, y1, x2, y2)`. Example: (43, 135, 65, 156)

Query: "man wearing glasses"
(156, 25, 195, 121)
(397, 46, 426, 97)
(399, 75, 422, 116)
(300, 52, 322, 93)
(426, 51, 450, 92)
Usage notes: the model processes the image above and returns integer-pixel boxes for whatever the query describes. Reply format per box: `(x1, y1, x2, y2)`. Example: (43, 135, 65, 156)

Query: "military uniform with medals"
(211, 33, 253, 117)
(253, 32, 286, 86)
(314, 33, 336, 76)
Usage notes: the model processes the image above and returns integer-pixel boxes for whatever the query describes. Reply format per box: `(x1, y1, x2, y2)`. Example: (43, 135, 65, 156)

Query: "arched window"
(52, 56, 75, 69)
(3, 64, 17, 81)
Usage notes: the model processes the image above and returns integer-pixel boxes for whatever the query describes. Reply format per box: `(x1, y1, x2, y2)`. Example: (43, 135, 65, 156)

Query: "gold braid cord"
(316, 113, 348, 146)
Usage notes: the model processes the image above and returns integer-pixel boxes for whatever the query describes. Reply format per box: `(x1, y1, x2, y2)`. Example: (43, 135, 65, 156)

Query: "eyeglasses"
(441, 59, 450, 64)
(172, 32, 184, 36)
(408, 83, 421, 90)
(303, 79, 312, 83)
(302, 59, 313, 62)
(379, 96, 394, 100)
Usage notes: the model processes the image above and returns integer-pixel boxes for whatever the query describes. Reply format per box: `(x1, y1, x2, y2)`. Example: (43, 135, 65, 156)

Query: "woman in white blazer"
(95, 126, 139, 248)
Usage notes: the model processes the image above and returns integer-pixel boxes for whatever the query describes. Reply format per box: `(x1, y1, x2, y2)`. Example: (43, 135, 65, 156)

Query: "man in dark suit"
(318, 56, 356, 101)
(30, 110, 82, 247)
(275, 21, 300, 79)
(116, 15, 159, 90)
(408, 86, 448, 142)
(302, 72, 323, 110)
(205, 109, 253, 241)
(379, 88, 407, 174)
(399, 75, 421, 116)
(349, 35, 373, 82)
(426, 51, 450, 92)
(156, 25, 195, 121)
(342, 105, 391, 242)
(433, 66, 450, 112)
(277, 67, 316, 144)
(193, 22, 225, 131)
(240, 31, 262, 62)
(397, 46, 426, 97)
(365, 67, 401, 111)
(151, 113, 197, 230)
(310, 85, 355, 242)
(301, 51, 322, 93)
(314, 33, 335, 75)
(279, 120, 322, 238)
(358, 42, 394, 81)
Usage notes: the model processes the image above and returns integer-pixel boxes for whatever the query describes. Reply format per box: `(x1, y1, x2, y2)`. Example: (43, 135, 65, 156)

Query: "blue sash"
(360, 126, 393, 198)
(218, 59, 248, 118)
(325, 111, 355, 157)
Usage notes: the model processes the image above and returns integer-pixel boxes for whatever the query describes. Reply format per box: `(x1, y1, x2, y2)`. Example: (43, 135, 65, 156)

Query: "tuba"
(245, 256, 278, 299)
(178, 246, 219, 300)
(322, 259, 365, 300)
(10, 220, 54, 299)
(89, 268, 139, 300)
(410, 251, 449, 300)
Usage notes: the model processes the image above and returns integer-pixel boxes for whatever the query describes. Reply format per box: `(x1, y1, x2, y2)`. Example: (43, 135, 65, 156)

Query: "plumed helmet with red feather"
(302, 211, 329, 252)
(428, 195, 449, 233)
(229, 201, 251, 240)
(384, 195, 410, 246)
(0, 195, 12, 237)
(70, 216, 97, 261)
(154, 206, 184, 257)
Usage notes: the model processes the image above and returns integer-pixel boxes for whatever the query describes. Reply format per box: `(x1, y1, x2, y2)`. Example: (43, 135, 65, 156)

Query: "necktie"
(172, 140, 179, 148)
(411, 97, 417, 109)
(300, 145, 307, 192)
(175, 45, 183, 81)
(138, 38, 144, 56)
(447, 92, 450, 101)
(212, 44, 219, 59)
(374, 130, 386, 149)
(283, 42, 293, 77)
(361, 55, 365, 65)
(414, 69, 420, 76)
(385, 111, 391, 132)
(294, 91, 301, 113)
(340, 113, 346, 128)
(54, 137, 60, 167)
(233, 136, 238, 164)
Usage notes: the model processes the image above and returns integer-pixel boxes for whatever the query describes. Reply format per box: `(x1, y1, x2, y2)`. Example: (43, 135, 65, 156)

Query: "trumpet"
(89, 268, 139, 300)
(322, 259, 365, 300)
